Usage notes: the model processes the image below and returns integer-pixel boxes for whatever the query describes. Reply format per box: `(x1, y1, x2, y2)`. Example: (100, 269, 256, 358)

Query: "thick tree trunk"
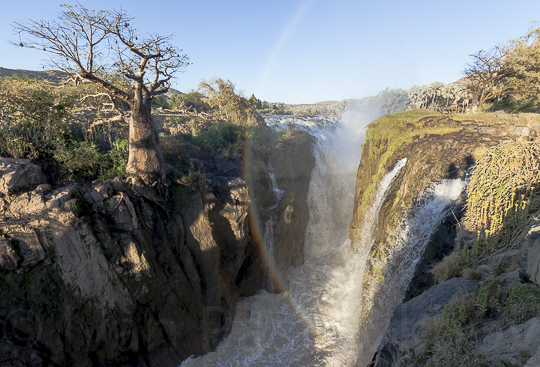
(126, 97, 166, 183)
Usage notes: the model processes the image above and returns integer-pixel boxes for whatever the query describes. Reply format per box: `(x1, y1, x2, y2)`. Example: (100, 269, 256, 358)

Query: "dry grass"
(434, 141, 540, 281)
(432, 251, 463, 283)
(464, 140, 540, 259)
(462, 267, 481, 281)
(472, 145, 489, 161)
(452, 112, 540, 127)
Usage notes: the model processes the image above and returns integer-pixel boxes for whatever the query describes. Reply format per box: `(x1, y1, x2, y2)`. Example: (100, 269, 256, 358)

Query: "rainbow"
(256, 0, 314, 95)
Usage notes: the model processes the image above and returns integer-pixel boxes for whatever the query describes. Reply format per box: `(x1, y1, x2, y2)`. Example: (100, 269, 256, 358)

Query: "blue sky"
(1, 0, 539, 104)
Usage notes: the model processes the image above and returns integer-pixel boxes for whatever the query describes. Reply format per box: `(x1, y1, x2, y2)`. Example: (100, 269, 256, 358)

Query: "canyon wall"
(0, 131, 315, 366)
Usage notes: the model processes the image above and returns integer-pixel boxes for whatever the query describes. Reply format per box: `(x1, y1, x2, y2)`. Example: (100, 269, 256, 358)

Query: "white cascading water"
(181, 113, 468, 367)
(355, 158, 408, 253)
(182, 113, 381, 366)
(356, 179, 467, 366)
(264, 163, 286, 291)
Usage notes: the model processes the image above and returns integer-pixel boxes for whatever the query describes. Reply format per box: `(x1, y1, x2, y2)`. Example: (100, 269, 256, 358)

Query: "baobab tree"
(12, 4, 189, 183)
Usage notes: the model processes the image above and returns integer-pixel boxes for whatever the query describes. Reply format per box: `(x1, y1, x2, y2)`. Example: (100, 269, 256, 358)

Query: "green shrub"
(151, 94, 170, 109)
(502, 283, 540, 324)
(53, 139, 129, 181)
(0, 119, 64, 159)
(198, 78, 263, 127)
(0, 76, 74, 159)
(53, 140, 110, 180)
(102, 139, 129, 179)
(0, 76, 132, 181)
(170, 91, 211, 112)
(192, 122, 243, 156)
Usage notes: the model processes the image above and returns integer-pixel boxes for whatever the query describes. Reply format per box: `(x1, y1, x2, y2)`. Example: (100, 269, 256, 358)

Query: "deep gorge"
(1, 111, 540, 366)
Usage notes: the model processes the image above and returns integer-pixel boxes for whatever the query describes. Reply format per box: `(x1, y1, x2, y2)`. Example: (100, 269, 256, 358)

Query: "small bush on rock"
(462, 267, 481, 281)
(432, 252, 462, 283)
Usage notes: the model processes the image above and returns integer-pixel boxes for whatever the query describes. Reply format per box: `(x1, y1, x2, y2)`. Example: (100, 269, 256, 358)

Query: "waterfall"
(355, 158, 407, 252)
(268, 163, 285, 209)
(263, 163, 285, 291)
(356, 178, 467, 366)
(180, 115, 466, 367)
(181, 115, 391, 366)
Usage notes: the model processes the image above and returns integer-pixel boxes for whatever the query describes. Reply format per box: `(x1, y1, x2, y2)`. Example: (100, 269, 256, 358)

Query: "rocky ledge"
(372, 223, 540, 367)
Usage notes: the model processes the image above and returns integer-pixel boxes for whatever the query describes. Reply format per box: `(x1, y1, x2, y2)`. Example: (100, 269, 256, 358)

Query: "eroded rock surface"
(0, 158, 46, 196)
(477, 317, 540, 366)
(520, 224, 540, 286)
(0, 135, 316, 366)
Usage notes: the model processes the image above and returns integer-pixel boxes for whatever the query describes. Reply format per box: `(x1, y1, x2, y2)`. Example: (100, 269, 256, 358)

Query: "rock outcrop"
(372, 278, 477, 366)
(0, 130, 316, 367)
(0, 173, 249, 366)
(476, 317, 540, 366)
(0, 158, 46, 196)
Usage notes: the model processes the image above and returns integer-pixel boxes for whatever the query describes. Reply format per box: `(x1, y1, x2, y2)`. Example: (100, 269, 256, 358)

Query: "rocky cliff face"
(0, 133, 315, 366)
(348, 113, 540, 366)
(352, 117, 531, 321)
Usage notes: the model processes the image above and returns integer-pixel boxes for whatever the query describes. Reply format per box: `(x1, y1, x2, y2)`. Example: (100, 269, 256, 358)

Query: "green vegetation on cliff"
(465, 141, 540, 254)
(354, 110, 458, 224)
(351, 110, 540, 239)
(407, 278, 540, 367)
(0, 74, 275, 182)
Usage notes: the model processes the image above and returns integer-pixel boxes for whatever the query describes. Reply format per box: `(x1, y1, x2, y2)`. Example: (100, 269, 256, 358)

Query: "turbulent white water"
(355, 158, 408, 252)
(181, 114, 467, 367)
(268, 163, 285, 209)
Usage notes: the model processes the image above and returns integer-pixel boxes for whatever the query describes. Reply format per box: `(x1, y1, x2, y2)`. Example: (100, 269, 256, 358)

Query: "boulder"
(519, 224, 540, 286)
(0, 158, 46, 196)
(526, 345, 540, 367)
(477, 317, 540, 366)
(374, 277, 477, 366)
(481, 248, 520, 273)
